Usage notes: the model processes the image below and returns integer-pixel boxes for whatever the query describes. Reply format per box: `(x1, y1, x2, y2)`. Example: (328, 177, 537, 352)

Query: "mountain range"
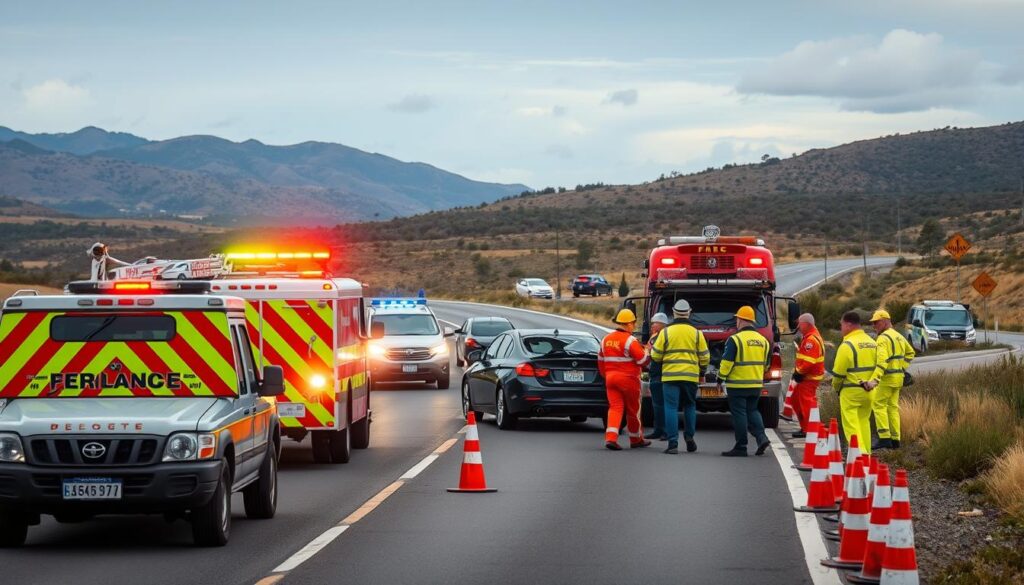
(0, 126, 528, 222)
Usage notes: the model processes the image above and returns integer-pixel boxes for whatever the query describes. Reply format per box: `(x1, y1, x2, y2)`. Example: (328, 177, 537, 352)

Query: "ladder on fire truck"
(111, 250, 332, 281)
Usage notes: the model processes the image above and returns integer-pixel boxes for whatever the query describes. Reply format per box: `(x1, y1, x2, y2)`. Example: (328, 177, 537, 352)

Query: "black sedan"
(455, 316, 515, 367)
(571, 274, 613, 297)
(461, 329, 606, 429)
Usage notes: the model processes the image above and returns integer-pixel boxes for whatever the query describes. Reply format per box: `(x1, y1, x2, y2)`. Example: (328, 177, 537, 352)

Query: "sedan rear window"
(51, 315, 177, 342)
(522, 335, 599, 355)
(470, 320, 514, 336)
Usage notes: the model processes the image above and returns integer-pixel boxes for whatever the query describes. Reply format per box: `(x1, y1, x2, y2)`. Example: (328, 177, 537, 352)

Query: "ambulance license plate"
(278, 403, 306, 418)
(563, 370, 585, 383)
(62, 478, 122, 500)
(700, 386, 726, 398)
(402, 365, 417, 373)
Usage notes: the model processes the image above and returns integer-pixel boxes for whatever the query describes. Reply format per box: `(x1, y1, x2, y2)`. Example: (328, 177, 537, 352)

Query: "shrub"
(618, 273, 630, 297)
(885, 300, 912, 324)
(925, 394, 1017, 480)
(900, 394, 949, 444)
(984, 441, 1024, 523)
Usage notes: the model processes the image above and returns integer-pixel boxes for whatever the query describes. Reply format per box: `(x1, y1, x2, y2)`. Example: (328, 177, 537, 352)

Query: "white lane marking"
(273, 525, 350, 573)
(789, 258, 898, 297)
(766, 429, 843, 585)
(400, 454, 439, 479)
(437, 319, 460, 329)
(433, 300, 613, 333)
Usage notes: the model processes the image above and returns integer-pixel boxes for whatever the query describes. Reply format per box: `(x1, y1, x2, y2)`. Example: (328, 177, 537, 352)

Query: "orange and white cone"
(781, 379, 797, 421)
(828, 419, 846, 503)
(879, 470, 919, 585)
(795, 423, 839, 513)
(796, 406, 821, 471)
(447, 412, 498, 493)
(824, 433, 862, 541)
(865, 454, 879, 496)
(848, 464, 893, 585)
(822, 459, 870, 569)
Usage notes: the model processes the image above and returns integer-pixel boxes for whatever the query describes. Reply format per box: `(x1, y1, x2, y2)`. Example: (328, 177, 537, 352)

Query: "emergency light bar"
(225, 251, 331, 261)
(66, 280, 212, 295)
(370, 298, 428, 309)
(657, 236, 765, 247)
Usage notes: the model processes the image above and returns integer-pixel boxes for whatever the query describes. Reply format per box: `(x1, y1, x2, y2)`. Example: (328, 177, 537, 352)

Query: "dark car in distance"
(571, 274, 613, 297)
(455, 317, 515, 367)
(461, 329, 607, 429)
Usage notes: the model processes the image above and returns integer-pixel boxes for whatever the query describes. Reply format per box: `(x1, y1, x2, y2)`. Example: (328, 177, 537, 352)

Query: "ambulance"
(0, 280, 285, 547)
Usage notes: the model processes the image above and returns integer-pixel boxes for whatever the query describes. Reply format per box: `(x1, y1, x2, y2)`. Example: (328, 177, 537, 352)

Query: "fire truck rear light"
(117, 299, 134, 306)
(313, 252, 330, 259)
(748, 258, 764, 266)
(322, 283, 333, 290)
(97, 299, 114, 306)
(241, 285, 252, 290)
(269, 284, 278, 290)
(138, 299, 155, 306)
(114, 282, 150, 291)
(77, 299, 93, 306)
(255, 285, 266, 290)
(228, 285, 237, 290)
(660, 258, 677, 266)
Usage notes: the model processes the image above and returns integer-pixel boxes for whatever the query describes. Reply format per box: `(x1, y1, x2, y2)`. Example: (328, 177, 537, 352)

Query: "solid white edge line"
(789, 258, 898, 297)
(437, 319, 460, 329)
(400, 453, 439, 480)
(273, 525, 350, 573)
(433, 299, 614, 333)
(765, 429, 842, 585)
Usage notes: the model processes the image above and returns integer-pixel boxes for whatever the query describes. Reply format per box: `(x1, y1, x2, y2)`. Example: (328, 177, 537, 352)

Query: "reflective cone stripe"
(448, 412, 497, 493)
(865, 455, 879, 496)
(850, 464, 893, 584)
(798, 407, 821, 470)
(828, 419, 845, 502)
(880, 470, 918, 585)
(823, 460, 870, 569)
(845, 434, 862, 495)
(782, 379, 796, 419)
(796, 425, 838, 512)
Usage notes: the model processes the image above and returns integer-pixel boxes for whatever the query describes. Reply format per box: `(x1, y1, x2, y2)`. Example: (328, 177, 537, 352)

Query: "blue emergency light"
(370, 297, 428, 309)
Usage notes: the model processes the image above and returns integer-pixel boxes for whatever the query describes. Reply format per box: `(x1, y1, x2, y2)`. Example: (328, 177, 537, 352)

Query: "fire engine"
(625, 226, 800, 428)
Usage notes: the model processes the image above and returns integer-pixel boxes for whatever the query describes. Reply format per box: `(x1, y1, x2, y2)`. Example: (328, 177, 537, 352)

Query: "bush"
(984, 442, 1024, 523)
(885, 300, 912, 324)
(618, 273, 629, 297)
(925, 395, 1017, 480)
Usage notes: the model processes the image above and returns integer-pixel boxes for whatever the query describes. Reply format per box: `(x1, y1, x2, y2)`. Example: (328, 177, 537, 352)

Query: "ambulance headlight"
(163, 432, 217, 461)
(430, 342, 449, 357)
(0, 433, 25, 463)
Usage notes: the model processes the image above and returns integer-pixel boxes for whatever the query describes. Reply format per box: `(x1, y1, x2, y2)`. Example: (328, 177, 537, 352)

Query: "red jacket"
(598, 329, 648, 378)
(794, 326, 825, 381)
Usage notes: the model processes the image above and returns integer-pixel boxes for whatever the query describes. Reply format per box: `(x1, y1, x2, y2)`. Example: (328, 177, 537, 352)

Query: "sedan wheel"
(462, 381, 484, 421)
(495, 387, 517, 430)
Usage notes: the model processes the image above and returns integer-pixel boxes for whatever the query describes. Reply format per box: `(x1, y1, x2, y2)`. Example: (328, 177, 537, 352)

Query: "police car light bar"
(66, 280, 212, 295)
(370, 298, 428, 308)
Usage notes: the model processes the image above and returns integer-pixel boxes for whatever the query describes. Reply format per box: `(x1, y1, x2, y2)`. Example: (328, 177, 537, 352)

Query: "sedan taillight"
(466, 338, 481, 349)
(516, 363, 550, 377)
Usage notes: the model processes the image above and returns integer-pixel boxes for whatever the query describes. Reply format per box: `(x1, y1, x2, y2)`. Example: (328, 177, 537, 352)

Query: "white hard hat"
(673, 299, 691, 317)
(651, 312, 670, 325)
(89, 242, 106, 256)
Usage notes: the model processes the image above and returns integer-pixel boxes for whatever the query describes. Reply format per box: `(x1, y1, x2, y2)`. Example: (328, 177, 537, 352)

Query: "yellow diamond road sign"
(972, 272, 997, 297)
(945, 233, 971, 261)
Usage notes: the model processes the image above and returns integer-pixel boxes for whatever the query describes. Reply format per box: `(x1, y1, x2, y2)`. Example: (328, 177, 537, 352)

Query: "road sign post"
(945, 233, 972, 303)
(972, 271, 997, 344)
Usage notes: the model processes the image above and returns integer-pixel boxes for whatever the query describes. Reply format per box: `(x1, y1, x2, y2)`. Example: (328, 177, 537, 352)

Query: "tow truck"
(624, 226, 799, 428)
(0, 280, 285, 547)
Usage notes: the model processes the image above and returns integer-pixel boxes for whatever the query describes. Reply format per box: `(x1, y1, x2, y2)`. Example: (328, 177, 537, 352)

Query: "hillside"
(0, 127, 527, 221)
(0, 196, 68, 217)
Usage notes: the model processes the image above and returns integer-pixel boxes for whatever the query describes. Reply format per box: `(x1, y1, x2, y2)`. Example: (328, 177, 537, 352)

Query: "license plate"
(563, 370, 585, 383)
(279, 403, 307, 418)
(402, 364, 417, 373)
(700, 386, 726, 398)
(62, 478, 122, 500)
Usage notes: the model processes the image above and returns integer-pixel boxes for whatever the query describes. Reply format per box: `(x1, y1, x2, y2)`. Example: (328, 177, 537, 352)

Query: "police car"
(905, 300, 977, 353)
(0, 280, 284, 547)
(366, 298, 454, 389)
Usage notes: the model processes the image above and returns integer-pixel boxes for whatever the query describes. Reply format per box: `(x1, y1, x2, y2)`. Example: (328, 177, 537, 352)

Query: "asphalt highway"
(2, 255, 1018, 585)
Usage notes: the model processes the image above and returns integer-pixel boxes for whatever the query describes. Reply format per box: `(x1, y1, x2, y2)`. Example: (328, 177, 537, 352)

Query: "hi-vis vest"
(872, 327, 916, 386)
(794, 327, 825, 382)
(650, 321, 709, 383)
(719, 329, 769, 390)
(598, 330, 648, 378)
(831, 329, 878, 392)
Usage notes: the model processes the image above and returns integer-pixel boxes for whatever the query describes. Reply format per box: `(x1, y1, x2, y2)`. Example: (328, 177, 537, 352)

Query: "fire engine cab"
(625, 226, 799, 428)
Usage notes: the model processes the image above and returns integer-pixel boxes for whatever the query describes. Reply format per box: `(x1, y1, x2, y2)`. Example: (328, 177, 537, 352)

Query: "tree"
(916, 219, 946, 257)
(618, 273, 630, 298)
(575, 240, 595, 269)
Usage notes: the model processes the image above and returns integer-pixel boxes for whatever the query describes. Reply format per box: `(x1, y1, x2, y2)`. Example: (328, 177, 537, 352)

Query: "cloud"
(604, 89, 638, 106)
(544, 144, 574, 160)
(516, 105, 569, 118)
(737, 30, 984, 113)
(551, 105, 567, 117)
(22, 78, 91, 111)
(386, 94, 435, 113)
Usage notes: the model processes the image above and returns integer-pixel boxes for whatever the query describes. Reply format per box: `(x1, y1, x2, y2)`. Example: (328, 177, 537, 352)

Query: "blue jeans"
(728, 389, 767, 449)
(649, 380, 665, 435)
(663, 381, 697, 444)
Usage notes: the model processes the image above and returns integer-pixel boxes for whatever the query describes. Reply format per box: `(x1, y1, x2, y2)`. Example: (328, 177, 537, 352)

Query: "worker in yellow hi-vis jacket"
(866, 309, 915, 451)
(830, 311, 878, 454)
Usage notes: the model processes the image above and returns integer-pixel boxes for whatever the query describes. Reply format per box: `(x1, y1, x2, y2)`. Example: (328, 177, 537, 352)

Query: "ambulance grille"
(690, 255, 735, 270)
(385, 348, 432, 361)
(27, 437, 161, 467)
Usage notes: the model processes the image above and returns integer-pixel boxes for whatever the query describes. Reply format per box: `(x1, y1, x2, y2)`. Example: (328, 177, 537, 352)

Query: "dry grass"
(926, 393, 1018, 480)
(901, 394, 949, 444)
(985, 442, 1024, 523)
(0, 283, 62, 299)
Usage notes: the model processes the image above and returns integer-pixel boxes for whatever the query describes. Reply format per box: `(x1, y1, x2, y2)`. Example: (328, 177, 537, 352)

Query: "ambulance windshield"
(51, 315, 177, 342)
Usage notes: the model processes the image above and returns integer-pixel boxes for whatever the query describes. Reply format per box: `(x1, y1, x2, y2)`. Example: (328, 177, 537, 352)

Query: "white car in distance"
(515, 278, 554, 299)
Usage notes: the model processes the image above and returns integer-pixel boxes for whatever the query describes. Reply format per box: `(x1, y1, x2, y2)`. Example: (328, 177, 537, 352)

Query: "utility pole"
(896, 193, 902, 256)
(824, 236, 829, 284)
(863, 241, 869, 276)
(1020, 178, 1023, 228)
(554, 230, 562, 301)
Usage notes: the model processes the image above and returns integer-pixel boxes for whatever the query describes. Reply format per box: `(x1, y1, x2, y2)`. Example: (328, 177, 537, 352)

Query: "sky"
(2, 0, 1023, 188)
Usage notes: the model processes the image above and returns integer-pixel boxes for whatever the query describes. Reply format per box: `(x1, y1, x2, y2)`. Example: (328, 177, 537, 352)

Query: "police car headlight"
(368, 343, 386, 359)
(0, 433, 25, 463)
(926, 329, 940, 340)
(966, 329, 977, 340)
(430, 342, 449, 356)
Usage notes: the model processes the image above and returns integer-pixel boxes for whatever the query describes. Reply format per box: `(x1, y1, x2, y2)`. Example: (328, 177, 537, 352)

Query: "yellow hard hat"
(869, 309, 891, 323)
(734, 306, 756, 322)
(614, 308, 637, 324)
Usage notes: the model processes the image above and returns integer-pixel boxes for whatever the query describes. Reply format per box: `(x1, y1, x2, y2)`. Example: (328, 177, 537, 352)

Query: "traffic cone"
(822, 459, 870, 569)
(879, 470, 919, 585)
(447, 412, 498, 493)
(848, 464, 893, 585)
(795, 423, 839, 513)
(828, 419, 845, 503)
(824, 434, 863, 541)
(796, 406, 821, 471)
(781, 379, 797, 422)
(865, 454, 879, 496)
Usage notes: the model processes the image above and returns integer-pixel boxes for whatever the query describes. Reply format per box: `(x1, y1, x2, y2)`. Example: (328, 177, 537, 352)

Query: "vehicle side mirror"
(370, 322, 386, 339)
(443, 326, 455, 337)
(259, 365, 285, 397)
(787, 300, 800, 332)
(912, 319, 923, 328)
(972, 317, 980, 328)
(467, 350, 484, 363)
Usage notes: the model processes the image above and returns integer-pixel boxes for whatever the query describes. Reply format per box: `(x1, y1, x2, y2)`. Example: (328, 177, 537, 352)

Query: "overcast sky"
(2, 0, 1022, 188)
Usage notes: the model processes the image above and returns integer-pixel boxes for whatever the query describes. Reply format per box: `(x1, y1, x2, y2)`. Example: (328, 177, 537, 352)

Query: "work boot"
(685, 438, 697, 453)
(892, 439, 901, 449)
(721, 448, 748, 457)
(872, 438, 893, 451)
(664, 442, 679, 454)
(605, 441, 622, 451)
(791, 431, 807, 439)
(644, 430, 666, 440)
(631, 440, 653, 449)
(755, 438, 771, 456)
